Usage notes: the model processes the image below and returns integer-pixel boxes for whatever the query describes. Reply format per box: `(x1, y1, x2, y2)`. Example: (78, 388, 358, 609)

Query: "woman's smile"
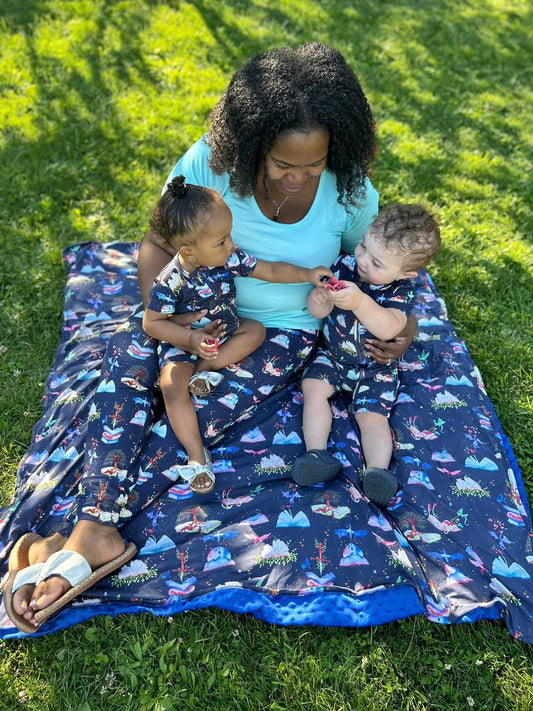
(280, 180, 309, 194)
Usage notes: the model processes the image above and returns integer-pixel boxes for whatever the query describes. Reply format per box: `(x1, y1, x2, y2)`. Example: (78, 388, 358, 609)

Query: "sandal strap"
(12, 563, 45, 594)
(201, 372, 224, 386)
(178, 461, 215, 484)
(35, 550, 92, 588)
(189, 371, 224, 394)
(175, 447, 213, 481)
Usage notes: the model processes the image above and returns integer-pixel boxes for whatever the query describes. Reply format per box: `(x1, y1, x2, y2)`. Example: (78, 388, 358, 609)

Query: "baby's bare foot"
(190, 471, 214, 493)
(189, 371, 213, 396)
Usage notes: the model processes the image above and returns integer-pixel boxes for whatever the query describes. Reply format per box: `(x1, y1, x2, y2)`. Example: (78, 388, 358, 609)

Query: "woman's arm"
(142, 308, 193, 348)
(138, 229, 177, 306)
(252, 260, 333, 287)
(142, 308, 218, 360)
(363, 313, 417, 364)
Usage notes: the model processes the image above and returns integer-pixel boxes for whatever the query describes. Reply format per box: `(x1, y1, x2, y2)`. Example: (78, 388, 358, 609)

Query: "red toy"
(324, 276, 346, 292)
(204, 337, 220, 354)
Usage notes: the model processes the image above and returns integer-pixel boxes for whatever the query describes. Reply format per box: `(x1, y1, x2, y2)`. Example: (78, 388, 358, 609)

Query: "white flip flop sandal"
(3, 541, 137, 633)
(33, 542, 138, 628)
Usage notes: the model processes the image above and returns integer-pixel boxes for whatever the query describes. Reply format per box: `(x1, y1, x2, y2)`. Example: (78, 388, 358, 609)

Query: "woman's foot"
(12, 533, 66, 618)
(19, 521, 126, 627)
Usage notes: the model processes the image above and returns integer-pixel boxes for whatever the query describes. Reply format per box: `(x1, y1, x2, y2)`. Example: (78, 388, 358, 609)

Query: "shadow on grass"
(321, 0, 531, 211)
(2, 0, 531, 234)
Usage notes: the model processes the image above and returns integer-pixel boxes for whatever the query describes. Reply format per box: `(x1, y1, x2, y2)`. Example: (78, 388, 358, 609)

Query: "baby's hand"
(324, 275, 347, 292)
(310, 287, 332, 306)
(309, 266, 334, 287)
(203, 337, 220, 355)
(189, 330, 219, 359)
(330, 281, 364, 311)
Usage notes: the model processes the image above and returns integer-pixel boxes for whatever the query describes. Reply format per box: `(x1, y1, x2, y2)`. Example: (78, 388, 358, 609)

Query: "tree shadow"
(317, 0, 532, 214)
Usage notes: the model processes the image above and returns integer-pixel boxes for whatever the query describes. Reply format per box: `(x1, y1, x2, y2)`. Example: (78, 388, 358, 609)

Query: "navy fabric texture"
(1, 241, 532, 641)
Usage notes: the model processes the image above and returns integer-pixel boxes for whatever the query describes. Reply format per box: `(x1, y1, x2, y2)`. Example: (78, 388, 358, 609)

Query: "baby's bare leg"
(301, 377, 336, 451)
(354, 411, 393, 469)
(160, 362, 206, 465)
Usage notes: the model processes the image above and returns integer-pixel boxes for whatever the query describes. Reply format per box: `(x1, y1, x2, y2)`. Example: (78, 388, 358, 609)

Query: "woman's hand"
(363, 313, 417, 365)
(308, 266, 334, 287)
(169, 310, 227, 340)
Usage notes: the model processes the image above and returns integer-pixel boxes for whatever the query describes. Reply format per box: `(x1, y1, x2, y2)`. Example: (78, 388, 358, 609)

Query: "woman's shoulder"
(185, 134, 211, 160)
(316, 171, 378, 213)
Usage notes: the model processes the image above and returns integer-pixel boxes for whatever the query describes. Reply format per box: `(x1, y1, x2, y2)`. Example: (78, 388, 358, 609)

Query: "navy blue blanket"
(1, 241, 532, 641)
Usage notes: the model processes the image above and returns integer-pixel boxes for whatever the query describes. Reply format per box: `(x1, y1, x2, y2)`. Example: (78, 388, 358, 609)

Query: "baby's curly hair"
(149, 175, 223, 247)
(207, 42, 377, 205)
(370, 204, 441, 271)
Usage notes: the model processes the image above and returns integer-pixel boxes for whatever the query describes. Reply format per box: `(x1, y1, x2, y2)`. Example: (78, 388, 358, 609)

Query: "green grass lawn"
(1, 1, 532, 709)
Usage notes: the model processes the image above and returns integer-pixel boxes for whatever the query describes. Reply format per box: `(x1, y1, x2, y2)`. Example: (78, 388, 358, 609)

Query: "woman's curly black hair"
(207, 42, 377, 206)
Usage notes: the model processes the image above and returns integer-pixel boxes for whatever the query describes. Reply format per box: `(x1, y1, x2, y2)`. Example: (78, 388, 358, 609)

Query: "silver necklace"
(271, 192, 290, 221)
(264, 176, 290, 221)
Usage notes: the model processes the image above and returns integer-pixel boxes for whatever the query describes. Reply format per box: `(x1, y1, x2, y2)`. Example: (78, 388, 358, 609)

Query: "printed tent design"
(1, 241, 532, 641)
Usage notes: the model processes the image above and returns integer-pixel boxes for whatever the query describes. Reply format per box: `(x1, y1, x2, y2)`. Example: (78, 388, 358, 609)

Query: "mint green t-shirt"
(167, 136, 379, 330)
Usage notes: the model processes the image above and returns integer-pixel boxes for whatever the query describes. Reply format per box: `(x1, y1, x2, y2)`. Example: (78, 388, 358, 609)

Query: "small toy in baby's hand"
(204, 337, 220, 354)
(319, 275, 346, 292)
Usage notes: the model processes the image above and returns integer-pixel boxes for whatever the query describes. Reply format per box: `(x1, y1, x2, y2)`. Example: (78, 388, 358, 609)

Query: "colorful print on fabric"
(0, 241, 532, 642)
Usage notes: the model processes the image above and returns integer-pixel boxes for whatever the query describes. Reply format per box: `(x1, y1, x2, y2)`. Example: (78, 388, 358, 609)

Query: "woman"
(6, 42, 414, 632)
